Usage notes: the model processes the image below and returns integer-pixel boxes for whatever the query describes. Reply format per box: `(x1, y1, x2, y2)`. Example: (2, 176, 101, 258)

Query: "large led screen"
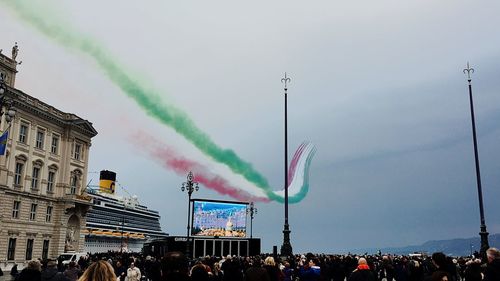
(192, 200, 247, 237)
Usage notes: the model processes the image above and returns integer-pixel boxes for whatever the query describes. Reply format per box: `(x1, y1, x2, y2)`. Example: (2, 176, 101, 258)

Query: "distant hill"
(351, 233, 500, 256)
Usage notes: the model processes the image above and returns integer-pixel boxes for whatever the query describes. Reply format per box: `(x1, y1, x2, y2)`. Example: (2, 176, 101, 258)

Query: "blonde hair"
(264, 256, 276, 266)
(487, 248, 500, 259)
(358, 258, 368, 265)
(77, 260, 116, 281)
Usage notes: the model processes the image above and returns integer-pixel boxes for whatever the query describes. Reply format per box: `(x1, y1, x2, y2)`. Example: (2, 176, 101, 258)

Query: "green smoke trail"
(2, 0, 276, 196)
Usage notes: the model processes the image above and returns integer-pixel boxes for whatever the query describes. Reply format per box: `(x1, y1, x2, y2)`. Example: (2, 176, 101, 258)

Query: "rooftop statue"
(12, 42, 19, 60)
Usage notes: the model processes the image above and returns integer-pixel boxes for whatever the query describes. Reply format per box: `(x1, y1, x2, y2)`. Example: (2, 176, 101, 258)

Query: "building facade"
(0, 45, 97, 270)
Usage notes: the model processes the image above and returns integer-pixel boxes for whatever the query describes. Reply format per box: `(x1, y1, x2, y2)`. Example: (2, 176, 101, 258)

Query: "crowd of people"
(3, 247, 499, 281)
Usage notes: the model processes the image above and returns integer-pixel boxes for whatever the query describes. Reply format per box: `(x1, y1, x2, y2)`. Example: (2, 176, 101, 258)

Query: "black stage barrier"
(144, 236, 261, 258)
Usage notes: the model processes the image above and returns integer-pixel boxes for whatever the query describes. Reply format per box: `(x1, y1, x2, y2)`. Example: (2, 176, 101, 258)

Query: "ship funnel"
(99, 170, 116, 194)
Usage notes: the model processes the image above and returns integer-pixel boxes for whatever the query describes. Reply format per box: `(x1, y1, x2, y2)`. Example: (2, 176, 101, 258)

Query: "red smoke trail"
(130, 131, 270, 203)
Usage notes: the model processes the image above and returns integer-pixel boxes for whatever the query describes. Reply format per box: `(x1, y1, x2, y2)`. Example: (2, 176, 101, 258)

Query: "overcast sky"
(1, 0, 500, 253)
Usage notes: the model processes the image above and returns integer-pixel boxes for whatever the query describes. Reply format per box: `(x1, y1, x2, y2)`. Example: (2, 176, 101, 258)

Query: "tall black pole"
(280, 73, 293, 257)
(250, 212, 253, 239)
(187, 191, 191, 255)
(463, 62, 489, 258)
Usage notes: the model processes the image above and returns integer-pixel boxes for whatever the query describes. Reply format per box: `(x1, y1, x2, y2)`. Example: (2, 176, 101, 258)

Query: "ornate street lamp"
(463, 63, 489, 258)
(246, 202, 258, 238)
(0, 74, 5, 94)
(0, 74, 15, 156)
(0, 75, 16, 122)
(280, 73, 293, 257)
(181, 171, 199, 258)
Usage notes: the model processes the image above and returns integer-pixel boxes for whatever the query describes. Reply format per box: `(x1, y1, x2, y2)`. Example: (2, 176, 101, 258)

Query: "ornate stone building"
(0, 45, 97, 270)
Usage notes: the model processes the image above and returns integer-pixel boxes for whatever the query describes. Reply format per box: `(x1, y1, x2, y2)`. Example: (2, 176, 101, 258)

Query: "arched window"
(70, 169, 82, 195)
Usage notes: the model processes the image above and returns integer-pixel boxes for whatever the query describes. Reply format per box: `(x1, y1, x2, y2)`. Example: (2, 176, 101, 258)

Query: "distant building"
(0, 44, 97, 270)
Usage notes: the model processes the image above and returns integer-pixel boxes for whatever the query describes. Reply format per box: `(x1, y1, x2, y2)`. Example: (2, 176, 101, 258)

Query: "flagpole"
(280, 73, 293, 257)
(463, 62, 490, 258)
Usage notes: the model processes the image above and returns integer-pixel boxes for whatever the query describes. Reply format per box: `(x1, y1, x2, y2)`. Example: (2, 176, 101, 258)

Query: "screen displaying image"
(192, 200, 247, 237)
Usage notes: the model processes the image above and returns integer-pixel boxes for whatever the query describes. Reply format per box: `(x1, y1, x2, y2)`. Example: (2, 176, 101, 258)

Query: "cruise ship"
(83, 170, 168, 253)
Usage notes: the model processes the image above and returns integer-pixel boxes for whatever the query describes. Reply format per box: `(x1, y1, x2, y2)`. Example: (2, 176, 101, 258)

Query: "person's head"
(190, 263, 209, 281)
(129, 262, 135, 268)
(46, 259, 57, 269)
(116, 260, 122, 267)
(264, 256, 276, 267)
(161, 252, 189, 277)
(431, 252, 447, 269)
(213, 262, 221, 272)
(69, 261, 76, 268)
(27, 260, 42, 271)
(252, 256, 262, 267)
(486, 248, 500, 263)
(77, 260, 116, 281)
(309, 258, 319, 267)
(358, 258, 368, 265)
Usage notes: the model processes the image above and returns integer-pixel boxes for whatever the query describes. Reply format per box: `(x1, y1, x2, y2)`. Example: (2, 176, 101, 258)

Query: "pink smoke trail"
(130, 131, 270, 203)
(288, 142, 306, 184)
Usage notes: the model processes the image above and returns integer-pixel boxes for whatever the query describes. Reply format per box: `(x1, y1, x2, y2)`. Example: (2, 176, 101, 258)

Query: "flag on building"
(0, 130, 8, 155)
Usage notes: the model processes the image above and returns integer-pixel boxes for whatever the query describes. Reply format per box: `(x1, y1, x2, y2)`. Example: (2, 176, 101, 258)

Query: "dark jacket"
(464, 263, 482, 281)
(115, 265, 127, 281)
(161, 271, 191, 281)
(264, 265, 281, 281)
(63, 267, 80, 281)
(483, 259, 500, 281)
(283, 267, 294, 281)
(244, 266, 270, 281)
(245, 266, 270, 281)
(349, 268, 376, 281)
(41, 268, 69, 281)
(221, 259, 242, 281)
(17, 268, 41, 281)
(379, 261, 395, 281)
(11, 265, 19, 276)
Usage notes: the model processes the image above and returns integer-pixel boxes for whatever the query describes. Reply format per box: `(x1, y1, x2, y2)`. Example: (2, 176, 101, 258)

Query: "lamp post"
(181, 171, 199, 258)
(463, 62, 489, 258)
(246, 202, 257, 238)
(0, 74, 16, 123)
(0, 74, 16, 157)
(0, 74, 5, 94)
(280, 73, 293, 257)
